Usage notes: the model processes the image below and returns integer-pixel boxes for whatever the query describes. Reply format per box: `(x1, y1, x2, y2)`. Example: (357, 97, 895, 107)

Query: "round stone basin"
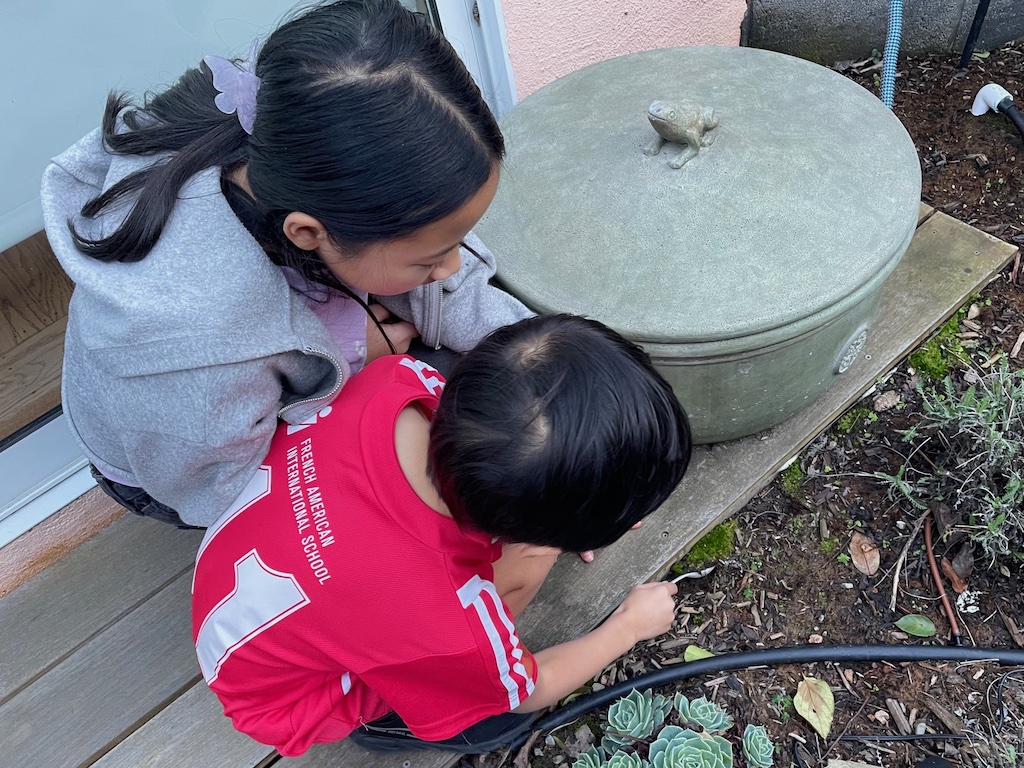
(476, 46, 921, 443)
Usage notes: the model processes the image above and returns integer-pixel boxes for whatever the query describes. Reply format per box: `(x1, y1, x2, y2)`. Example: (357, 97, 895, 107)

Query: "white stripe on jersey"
(456, 574, 533, 709)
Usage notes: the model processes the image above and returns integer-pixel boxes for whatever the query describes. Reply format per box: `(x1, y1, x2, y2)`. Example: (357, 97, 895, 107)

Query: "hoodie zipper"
(278, 347, 345, 419)
(433, 282, 444, 350)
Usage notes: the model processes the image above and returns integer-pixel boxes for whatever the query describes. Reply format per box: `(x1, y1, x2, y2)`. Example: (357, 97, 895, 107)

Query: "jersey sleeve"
(358, 574, 537, 741)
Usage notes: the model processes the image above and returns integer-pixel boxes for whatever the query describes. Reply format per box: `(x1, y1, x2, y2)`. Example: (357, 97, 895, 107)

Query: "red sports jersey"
(191, 356, 536, 756)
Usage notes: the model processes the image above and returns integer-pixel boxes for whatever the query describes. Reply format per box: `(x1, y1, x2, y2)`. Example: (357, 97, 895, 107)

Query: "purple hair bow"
(204, 39, 261, 134)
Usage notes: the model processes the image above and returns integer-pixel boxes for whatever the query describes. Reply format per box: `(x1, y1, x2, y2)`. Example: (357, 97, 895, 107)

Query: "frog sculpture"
(644, 101, 718, 169)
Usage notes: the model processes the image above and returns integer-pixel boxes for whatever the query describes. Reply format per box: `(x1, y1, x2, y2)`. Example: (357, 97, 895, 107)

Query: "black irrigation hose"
(1003, 103, 1024, 139)
(515, 644, 1024, 748)
(958, 0, 992, 70)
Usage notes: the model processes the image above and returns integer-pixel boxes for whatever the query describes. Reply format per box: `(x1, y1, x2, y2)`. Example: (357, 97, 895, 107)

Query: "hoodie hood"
(40, 129, 323, 376)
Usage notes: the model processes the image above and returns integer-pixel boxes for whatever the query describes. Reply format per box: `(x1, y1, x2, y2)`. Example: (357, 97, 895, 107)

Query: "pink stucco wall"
(503, 1, 747, 100)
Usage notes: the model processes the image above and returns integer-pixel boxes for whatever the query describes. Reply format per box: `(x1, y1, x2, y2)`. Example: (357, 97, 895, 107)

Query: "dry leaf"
(564, 724, 595, 758)
(941, 557, 969, 593)
(849, 531, 881, 576)
(999, 608, 1024, 648)
(684, 645, 715, 661)
(795, 676, 835, 739)
(872, 390, 900, 411)
(930, 501, 959, 539)
(951, 542, 975, 581)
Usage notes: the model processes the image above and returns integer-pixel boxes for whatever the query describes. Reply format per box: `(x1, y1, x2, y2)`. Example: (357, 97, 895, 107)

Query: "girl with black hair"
(40, 0, 531, 528)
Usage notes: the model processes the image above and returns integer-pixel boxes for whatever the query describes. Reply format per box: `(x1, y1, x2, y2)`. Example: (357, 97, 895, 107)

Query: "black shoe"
(348, 711, 539, 754)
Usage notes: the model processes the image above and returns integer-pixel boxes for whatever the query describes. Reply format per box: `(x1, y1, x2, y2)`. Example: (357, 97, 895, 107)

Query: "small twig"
(511, 729, 541, 768)
(890, 510, 929, 612)
(822, 697, 869, 759)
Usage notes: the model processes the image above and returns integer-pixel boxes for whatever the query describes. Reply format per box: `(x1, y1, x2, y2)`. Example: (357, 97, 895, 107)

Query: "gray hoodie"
(41, 129, 532, 526)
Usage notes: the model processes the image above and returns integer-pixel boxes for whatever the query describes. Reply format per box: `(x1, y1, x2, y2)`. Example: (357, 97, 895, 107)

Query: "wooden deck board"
(0, 211, 1014, 768)
(0, 572, 200, 768)
(91, 682, 275, 768)
(0, 517, 203, 704)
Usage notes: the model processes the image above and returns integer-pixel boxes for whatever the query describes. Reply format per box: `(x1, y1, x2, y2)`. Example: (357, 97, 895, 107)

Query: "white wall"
(0, 0, 307, 252)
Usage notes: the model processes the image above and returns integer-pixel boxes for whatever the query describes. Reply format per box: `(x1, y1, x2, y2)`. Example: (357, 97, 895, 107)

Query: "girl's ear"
(282, 212, 331, 252)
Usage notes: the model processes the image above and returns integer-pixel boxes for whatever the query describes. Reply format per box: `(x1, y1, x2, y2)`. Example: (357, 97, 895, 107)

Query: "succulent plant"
(573, 745, 608, 768)
(741, 724, 774, 768)
(673, 694, 734, 734)
(605, 751, 652, 768)
(602, 689, 672, 751)
(648, 725, 734, 768)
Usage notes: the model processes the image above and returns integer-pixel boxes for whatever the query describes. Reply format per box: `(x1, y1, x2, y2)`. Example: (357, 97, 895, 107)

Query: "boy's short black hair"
(428, 314, 692, 552)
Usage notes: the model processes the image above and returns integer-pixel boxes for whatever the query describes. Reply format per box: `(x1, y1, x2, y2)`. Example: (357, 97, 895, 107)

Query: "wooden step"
(0, 233, 71, 442)
(0, 209, 1015, 768)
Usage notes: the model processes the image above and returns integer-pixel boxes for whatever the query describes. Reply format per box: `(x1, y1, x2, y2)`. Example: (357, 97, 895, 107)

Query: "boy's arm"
(513, 582, 678, 713)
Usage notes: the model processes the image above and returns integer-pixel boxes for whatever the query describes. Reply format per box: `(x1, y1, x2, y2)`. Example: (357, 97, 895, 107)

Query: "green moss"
(819, 537, 840, 553)
(909, 309, 970, 380)
(780, 462, 806, 495)
(836, 406, 878, 434)
(686, 520, 737, 567)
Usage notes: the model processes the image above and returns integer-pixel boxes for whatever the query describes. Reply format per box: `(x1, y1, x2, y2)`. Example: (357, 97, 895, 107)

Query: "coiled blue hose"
(880, 0, 904, 108)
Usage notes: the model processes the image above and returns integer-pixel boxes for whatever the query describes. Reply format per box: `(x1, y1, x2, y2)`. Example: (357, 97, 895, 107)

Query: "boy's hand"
(611, 582, 678, 644)
(366, 304, 418, 362)
(578, 521, 643, 563)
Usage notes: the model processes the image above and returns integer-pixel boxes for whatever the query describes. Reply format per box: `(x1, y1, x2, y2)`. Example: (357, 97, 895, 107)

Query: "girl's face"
(318, 167, 500, 296)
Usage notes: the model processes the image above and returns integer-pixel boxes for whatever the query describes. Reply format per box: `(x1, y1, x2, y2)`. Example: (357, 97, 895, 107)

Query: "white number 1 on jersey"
(195, 550, 310, 683)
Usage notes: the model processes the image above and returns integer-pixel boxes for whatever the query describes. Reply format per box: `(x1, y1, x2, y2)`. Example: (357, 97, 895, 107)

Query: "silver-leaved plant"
(648, 725, 733, 768)
(602, 688, 673, 752)
(673, 694, 734, 734)
(741, 724, 775, 768)
(605, 751, 652, 768)
(573, 745, 608, 768)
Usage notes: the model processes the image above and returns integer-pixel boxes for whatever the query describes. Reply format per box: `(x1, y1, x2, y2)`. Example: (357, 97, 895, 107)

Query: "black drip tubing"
(1002, 103, 1024, 138)
(958, 0, 992, 70)
(515, 644, 1024, 748)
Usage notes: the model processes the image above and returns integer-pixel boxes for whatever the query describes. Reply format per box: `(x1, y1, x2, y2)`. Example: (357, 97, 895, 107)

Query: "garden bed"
(459, 40, 1024, 768)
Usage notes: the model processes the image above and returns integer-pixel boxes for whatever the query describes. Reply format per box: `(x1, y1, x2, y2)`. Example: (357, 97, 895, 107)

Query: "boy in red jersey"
(192, 314, 692, 755)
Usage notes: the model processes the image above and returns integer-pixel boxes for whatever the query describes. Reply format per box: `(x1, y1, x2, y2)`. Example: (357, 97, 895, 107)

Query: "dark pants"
(89, 465, 201, 530)
(348, 709, 539, 754)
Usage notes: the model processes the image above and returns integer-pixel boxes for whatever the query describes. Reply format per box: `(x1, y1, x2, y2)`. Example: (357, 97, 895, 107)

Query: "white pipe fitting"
(971, 83, 1014, 116)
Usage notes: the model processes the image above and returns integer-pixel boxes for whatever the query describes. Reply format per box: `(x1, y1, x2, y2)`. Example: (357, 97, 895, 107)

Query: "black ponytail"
(71, 0, 504, 278)
(70, 67, 250, 263)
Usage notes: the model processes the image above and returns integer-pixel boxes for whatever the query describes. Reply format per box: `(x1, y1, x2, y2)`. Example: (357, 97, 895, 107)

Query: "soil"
(459, 41, 1024, 768)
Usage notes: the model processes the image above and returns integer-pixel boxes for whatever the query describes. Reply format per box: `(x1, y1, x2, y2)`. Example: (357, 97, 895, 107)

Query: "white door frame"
(434, 0, 518, 119)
